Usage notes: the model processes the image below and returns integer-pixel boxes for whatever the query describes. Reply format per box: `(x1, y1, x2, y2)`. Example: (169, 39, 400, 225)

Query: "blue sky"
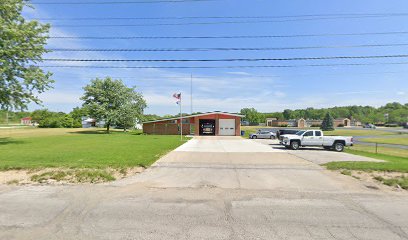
(25, 0, 408, 115)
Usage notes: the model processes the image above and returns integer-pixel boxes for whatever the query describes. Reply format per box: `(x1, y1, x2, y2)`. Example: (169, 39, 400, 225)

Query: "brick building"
(143, 111, 244, 136)
(266, 118, 352, 128)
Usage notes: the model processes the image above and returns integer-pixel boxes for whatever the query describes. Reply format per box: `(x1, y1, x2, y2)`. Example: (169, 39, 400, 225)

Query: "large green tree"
(81, 77, 146, 133)
(240, 108, 262, 124)
(0, 0, 53, 111)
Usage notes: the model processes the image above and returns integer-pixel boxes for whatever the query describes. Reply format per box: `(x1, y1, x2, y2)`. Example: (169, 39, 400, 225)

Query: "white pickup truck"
(280, 130, 353, 152)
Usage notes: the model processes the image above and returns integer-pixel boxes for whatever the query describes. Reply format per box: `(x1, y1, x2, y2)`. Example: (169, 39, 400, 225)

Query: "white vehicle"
(280, 130, 353, 152)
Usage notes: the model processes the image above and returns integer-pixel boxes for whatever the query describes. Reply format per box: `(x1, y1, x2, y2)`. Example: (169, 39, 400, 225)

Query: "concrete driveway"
(1, 136, 408, 240)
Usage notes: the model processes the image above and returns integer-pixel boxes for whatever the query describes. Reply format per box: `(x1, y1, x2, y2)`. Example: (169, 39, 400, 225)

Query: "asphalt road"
(1, 137, 407, 240)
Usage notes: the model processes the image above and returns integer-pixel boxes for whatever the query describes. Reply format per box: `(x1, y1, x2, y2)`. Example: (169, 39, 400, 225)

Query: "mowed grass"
(324, 129, 395, 136)
(348, 144, 408, 158)
(241, 126, 396, 138)
(325, 149, 408, 173)
(360, 135, 408, 146)
(0, 128, 184, 170)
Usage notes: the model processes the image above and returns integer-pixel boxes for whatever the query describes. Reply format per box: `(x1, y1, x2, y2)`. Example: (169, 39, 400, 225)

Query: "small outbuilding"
(20, 117, 32, 125)
(143, 111, 244, 136)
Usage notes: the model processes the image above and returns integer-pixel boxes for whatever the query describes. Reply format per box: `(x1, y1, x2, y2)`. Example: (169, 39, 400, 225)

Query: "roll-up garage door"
(219, 119, 236, 136)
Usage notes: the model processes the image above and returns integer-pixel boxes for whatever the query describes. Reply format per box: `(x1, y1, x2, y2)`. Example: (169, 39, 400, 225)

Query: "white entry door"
(219, 119, 236, 136)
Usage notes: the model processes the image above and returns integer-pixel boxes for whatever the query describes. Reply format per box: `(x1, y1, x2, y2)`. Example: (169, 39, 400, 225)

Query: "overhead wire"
(44, 43, 408, 52)
(47, 31, 408, 39)
(36, 62, 408, 69)
(38, 54, 408, 62)
(26, 0, 215, 5)
(31, 13, 408, 21)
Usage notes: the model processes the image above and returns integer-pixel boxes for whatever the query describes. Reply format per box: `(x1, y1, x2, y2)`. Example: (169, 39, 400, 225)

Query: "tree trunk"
(107, 123, 110, 133)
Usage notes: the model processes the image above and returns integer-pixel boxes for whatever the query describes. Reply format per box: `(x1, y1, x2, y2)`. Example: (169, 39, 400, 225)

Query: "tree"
(70, 107, 88, 128)
(0, 0, 54, 111)
(282, 109, 293, 120)
(81, 77, 146, 133)
(321, 112, 335, 131)
(240, 108, 262, 124)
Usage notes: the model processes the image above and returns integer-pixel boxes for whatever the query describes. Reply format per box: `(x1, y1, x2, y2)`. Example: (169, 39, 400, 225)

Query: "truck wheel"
(334, 142, 344, 152)
(252, 135, 257, 139)
(270, 135, 275, 139)
(290, 141, 300, 150)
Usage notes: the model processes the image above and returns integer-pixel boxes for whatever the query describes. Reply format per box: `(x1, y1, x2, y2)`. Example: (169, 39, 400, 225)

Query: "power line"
(48, 16, 408, 27)
(28, 0, 214, 5)
(36, 62, 408, 69)
(39, 54, 408, 62)
(45, 43, 408, 52)
(32, 13, 408, 21)
(63, 70, 408, 80)
(48, 31, 408, 39)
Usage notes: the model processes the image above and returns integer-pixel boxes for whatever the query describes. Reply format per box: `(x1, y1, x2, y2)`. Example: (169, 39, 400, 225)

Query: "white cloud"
(397, 91, 406, 95)
(39, 90, 82, 105)
(226, 71, 251, 76)
(333, 91, 383, 95)
(274, 91, 286, 98)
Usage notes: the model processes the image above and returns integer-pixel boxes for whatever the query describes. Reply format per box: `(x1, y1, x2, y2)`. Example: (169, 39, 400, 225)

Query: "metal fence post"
(375, 142, 378, 154)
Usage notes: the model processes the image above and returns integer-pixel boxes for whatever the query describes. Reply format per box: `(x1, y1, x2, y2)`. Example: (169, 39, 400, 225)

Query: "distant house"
(20, 117, 32, 125)
(81, 117, 105, 128)
(334, 118, 351, 127)
(266, 117, 352, 128)
(266, 118, 277, 127)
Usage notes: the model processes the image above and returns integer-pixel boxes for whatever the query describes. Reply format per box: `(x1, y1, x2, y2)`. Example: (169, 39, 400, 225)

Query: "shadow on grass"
(68, 130, 109, 135)
(0, 137, 26, 145)
(69, 130, 144, 135)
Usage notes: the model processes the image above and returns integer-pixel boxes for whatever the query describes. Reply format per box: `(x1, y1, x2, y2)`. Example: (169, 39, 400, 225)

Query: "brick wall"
(143, 123, 191, 135)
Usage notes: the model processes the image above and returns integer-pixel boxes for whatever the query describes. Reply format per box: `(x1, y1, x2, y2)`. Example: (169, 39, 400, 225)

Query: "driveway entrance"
(1, 136, 408, 240)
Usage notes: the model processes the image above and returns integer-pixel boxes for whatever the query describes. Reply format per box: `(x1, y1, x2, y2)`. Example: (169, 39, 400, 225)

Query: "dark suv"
(276, 129, 300, 140)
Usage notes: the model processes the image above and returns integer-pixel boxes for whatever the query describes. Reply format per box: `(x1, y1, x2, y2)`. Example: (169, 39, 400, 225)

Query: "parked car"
(249, 130, 276, 139)
(404, 123, 408, 129)
(276, 129, 299, 140)
(363, 124, 376, 129)
(280, 130, 353, 152)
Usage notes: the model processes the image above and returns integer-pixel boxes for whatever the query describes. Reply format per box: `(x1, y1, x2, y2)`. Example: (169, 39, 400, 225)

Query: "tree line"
(240, 102, 408, 125)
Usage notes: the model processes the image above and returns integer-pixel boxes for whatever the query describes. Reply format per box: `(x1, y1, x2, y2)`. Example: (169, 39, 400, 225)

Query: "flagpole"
(180, 93, 183, 141)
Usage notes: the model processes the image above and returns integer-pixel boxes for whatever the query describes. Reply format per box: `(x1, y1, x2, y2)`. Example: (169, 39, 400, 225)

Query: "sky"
(23, 0, 408, 115)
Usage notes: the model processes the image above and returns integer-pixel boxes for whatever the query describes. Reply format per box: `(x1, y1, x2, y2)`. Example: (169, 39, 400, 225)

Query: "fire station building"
(142, 111, 244, 136)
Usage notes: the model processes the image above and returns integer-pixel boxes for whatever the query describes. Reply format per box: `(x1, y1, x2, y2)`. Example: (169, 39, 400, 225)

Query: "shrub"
(337, 124, 345, 127)
(310, 124, 322, 127)
(278, 124, 288, 127)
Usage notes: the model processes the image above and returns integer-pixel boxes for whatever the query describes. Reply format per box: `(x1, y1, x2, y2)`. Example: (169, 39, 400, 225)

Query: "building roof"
(21, 117, 32, 120)
(143, 111, 245, 124)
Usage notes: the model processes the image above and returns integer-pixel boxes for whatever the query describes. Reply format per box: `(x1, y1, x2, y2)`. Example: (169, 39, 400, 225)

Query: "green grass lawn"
(347, 144, 408, 158)
(360, 135, 408, 146)
(325, 149, 408, 172)
(324, 129, 395, 136)
(240, 126, 396, 138)
(0, 128, 184, 170)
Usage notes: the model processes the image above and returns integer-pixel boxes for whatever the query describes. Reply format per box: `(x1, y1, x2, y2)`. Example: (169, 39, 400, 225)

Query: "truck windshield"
(296, 131, 305, 136)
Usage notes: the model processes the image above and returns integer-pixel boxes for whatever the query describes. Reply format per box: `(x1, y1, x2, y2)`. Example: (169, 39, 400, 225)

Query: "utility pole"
(190, 73, 193, 114)
(180, 93, 183, 141)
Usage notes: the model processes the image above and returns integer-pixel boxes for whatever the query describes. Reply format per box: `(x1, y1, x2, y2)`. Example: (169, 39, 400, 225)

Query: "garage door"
(219, 119, 236, 136)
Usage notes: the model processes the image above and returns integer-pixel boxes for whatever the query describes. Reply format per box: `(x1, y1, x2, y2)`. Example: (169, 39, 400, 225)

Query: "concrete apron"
(2, 136, 408, 240)
(117, 137, 370, 193)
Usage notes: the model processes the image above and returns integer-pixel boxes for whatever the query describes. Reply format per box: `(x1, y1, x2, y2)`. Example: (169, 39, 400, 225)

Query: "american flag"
(173, 93, 181, 105)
